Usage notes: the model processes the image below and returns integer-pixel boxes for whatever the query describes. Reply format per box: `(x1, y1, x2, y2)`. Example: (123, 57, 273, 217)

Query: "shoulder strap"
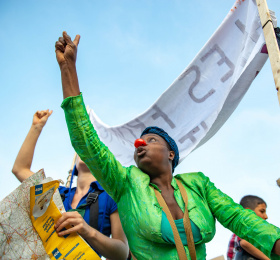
(87, 190, 103, 230)
(175, 179, 197, 260)
(60, 193, 66, 202)
(152, 186, 188, 260)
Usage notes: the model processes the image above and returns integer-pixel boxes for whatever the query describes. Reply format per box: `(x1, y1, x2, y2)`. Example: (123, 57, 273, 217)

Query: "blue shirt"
(58, 181, 117, 237)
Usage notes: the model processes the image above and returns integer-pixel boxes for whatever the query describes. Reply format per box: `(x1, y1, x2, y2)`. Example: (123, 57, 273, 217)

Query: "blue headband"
(141, 126, 179, 172)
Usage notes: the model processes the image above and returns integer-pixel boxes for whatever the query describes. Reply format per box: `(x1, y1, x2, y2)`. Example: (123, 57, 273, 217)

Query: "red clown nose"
(134, 138, 147, 148)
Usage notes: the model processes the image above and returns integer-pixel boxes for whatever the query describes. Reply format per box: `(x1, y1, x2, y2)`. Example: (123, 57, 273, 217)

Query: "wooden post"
(210, 256, 225, 260)
(65, 153, 77, 188)
(256, 0, 280, 104)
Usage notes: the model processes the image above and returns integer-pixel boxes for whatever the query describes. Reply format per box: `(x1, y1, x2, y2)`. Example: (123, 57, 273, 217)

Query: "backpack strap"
(86, 190, 103, 230)
(60, 192, 66, 202)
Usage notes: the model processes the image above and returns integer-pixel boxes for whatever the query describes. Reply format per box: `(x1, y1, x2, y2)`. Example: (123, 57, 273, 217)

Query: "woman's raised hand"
(55, 31, 80, 68)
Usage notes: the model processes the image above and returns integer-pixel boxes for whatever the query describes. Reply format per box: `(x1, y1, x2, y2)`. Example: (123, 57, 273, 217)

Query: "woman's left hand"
(55, 211, 94, 238)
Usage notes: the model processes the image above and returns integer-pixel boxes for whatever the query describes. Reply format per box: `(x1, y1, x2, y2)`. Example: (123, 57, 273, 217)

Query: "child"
(227, 195, 268, 260)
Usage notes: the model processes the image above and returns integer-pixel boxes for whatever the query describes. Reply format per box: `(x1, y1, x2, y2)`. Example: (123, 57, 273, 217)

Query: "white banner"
(88, 0, 268, 167)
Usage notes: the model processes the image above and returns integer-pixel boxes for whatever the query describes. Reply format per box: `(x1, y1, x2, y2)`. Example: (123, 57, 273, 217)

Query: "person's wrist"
(59, 60, 76, 71)
(83, 225, 97, 241)
(31, 124, 44, 133)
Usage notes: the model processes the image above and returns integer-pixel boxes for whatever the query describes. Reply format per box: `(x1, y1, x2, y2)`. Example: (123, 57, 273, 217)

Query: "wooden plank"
(256, 0, 280, 104)
(65, 152, 77, 188)
(210, 256, 225, 260)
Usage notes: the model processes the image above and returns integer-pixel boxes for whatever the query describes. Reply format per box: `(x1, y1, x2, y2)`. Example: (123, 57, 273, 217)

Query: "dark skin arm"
(56, 32, 184, 221)
(55, 31, 80, 98)
(55, 32, 129, 259)
(273, 240, 280, 255)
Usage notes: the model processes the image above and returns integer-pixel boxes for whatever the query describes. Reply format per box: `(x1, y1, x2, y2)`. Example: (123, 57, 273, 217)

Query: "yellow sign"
(30, 180, 100, 260)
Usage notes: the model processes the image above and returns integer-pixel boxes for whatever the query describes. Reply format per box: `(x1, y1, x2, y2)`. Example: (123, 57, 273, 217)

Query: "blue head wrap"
(140, 126, 179, 172)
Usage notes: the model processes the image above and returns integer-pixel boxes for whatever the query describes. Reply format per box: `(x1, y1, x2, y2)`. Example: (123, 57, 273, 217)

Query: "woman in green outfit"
(55, 32, 280, 260)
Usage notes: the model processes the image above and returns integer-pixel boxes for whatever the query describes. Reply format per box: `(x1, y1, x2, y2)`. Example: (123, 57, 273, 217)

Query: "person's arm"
(12, 110, 52, 182)
(196, 172, 280, 257)
(55, 31, 80, 99)
(54, 211, 129, 260)
(273, 239, 280, 255)
(56, 32, 128, 202)
(240, 239, 270, 260)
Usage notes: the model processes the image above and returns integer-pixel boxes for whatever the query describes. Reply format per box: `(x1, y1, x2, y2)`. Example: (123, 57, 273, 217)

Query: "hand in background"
(32, 109, 53, 129)
(12, 109, 53, 182)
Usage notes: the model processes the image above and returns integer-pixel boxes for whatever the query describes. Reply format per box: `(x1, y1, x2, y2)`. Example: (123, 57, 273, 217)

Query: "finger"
(62, 31, 74, 46)
(55, 212, 81, 230)
(56, 217, 81, 232)
(41, 110, 51, 120)
(58, 37, 66, 45)
(55, 41, 65, 53)
(42, 109, 52, 120)
(73, 35, 80, 47)
(57, 224, 82, 237)
(55, 213, 68, 229)
(37, 111, 47, 119)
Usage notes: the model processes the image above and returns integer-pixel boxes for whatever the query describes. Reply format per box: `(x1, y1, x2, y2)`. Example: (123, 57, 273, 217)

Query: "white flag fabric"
(88, 0, 268, 167)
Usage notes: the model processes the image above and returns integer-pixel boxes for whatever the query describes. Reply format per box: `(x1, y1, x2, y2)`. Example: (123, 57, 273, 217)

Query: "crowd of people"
(9, 31, 280, 260)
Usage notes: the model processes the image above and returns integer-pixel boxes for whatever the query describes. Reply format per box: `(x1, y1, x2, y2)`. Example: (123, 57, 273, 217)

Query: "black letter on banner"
(179, 121, 208, 144)
(201, 44, 235, 82)
(151, 104, 176, 129)
(235, 19, 260, 44)
(235, 19, 261, 67)
(180, 65, 214, 103)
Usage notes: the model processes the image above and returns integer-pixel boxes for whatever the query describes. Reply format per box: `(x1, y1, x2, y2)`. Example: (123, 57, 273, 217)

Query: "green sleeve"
(61, 94, 128, 202)
(200, 172, 280, 258)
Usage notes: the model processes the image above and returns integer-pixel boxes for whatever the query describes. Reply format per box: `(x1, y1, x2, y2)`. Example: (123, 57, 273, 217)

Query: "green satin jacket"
(62, 94, 280, 260)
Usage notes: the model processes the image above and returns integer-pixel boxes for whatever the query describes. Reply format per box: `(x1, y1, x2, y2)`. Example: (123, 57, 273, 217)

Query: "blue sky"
(1, 0, 279, 258)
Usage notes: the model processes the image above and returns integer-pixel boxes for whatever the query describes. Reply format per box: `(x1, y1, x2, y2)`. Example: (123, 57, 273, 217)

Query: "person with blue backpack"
(12, 109, 129, 259)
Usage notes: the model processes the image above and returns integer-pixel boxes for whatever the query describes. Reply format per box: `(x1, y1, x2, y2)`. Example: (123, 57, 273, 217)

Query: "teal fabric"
(161, 212, 202, 245)
(62, 94, 280, 260)
(68, 203, 87, 217)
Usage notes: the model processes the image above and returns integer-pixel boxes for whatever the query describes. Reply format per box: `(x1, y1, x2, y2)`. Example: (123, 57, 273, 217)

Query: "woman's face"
(134, 133, 174, 174)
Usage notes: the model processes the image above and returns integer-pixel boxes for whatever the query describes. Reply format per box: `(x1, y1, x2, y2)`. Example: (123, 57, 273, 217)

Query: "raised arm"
(55, 31, 80, 99)
(57, 32, 128, 202)
(12, 110, 52, 182)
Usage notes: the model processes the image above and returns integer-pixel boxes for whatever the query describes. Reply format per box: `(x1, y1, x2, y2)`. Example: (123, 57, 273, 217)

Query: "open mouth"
(137, 147, 146, 157)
